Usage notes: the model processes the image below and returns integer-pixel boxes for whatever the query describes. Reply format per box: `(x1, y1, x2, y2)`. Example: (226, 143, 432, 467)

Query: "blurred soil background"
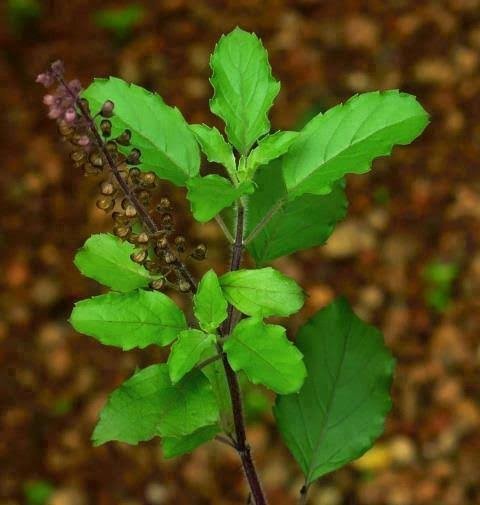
(1, 0, 480, 504)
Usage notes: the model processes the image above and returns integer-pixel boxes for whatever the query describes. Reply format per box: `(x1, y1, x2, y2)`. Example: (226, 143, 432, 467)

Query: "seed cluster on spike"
(37, 61, 206, 293)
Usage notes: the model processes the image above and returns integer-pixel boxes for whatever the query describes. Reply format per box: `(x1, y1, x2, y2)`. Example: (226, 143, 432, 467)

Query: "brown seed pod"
(79, 98, 91, 114)
(131, 249, 147, 264)
(178, 280, 191, 293)
(89, 151, 104, 168)
(140, 172, 156, 187)
(124, 204, 137, 218)
(100, 100, 114, 118)
(137, 232, 149, 245)
(145, 260, 158, 272)
(100, 119, 112, 137)
(70, 150, 86, 163)
(174, 236, 186, 253)
(100, 181, 115, 195)
(137, 190, 150, 205)
(113, 225, 131, 238)
(161, 213, 173, 227)
(156, 237, 169, 250)
(150, 278, 165, 291)
(191, 244, 207, 260)
(126, 148, 141, 165)
(58, 121, 74, 137)
(96, 197, 114, 212)
(83, 162, 100, 176)
(164, 251, 176, 264)
(157, 197, 171, 211)
(112, 211, 129, 224)
(116, 129, 132, 146)
(105, 141, 118, 154)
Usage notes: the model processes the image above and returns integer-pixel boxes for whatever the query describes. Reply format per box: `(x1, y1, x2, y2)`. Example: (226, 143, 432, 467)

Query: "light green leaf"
(74, 233, 154, 292)
(194, 270, 228, 332)
(246, 162, 347, 263)
(202, 347, 234, 435)
(210, 27, 281, 155)
(244, 131, 299, 178)
(186, 174, 253, 222)
(274, 298, 395, 484)
(93, 364, 219, 444)
(224, 318, 306, 394)
(282, 90, 429, 199)
(190, 124, 236, 176)
(219, 267, 305, 318)
(162, 425, 219, 459)
(168, 329, 216, 384)
(70, 290, 186, 350)
(82, 77, 200, 186)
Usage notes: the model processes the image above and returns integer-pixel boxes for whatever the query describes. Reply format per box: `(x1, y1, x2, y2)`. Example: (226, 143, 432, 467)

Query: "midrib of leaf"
(78, 318, 182, 329)
(288, 112, 426, 194)
(305, 316, 352, 483)
(90, 253, 152, 280)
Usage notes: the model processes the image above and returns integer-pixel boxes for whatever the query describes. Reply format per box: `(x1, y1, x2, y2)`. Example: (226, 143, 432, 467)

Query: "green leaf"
(219, 267, 305, 318)
(274, 298, 395, 484)
(162, 425, 219, 459)
(74, 233, 154, 292)
(186, 174, 253, 222)
(246, 163, 347, 264)
(190, 124, 236, 176)
(194, 270, 228, 332)
(282, 90, 429, 199)
(244, 131, 299, 178)
(209, 27, 280, 155)
(224, 318, 306, 394)
(70, 290, 186, 350)
(168, 329, 216, 384)
(82, 77, 200, 186)
(202, 347, 234, 435)
(93, 364, 219, 444)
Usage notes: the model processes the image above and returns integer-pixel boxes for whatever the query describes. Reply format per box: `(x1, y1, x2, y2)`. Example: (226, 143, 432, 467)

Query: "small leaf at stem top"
(209, 27, 280, 155)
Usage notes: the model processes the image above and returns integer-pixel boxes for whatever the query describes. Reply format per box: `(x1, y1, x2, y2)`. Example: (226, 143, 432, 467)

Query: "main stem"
(222, 204, 267, 505)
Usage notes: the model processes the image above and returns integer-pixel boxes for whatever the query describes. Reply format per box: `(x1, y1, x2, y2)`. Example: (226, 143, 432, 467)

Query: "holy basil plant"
(38, 27, 429, 505)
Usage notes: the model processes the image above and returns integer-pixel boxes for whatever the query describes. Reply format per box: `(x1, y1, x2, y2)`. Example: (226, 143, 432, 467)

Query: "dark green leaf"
(82, 77, 200, 186)
(219, 267, 305, 318)
(74, 233, 155, 291)
(224, 318, 306, 394)
(70, 290, 186, 350)
(274, 298, 395, 484)
(282, 91, 429, 199)
(246, 163, 347, 263)
(93, 364, 219, 444)
(209, 28, 280, 154)
(162, 425, 219, 459)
